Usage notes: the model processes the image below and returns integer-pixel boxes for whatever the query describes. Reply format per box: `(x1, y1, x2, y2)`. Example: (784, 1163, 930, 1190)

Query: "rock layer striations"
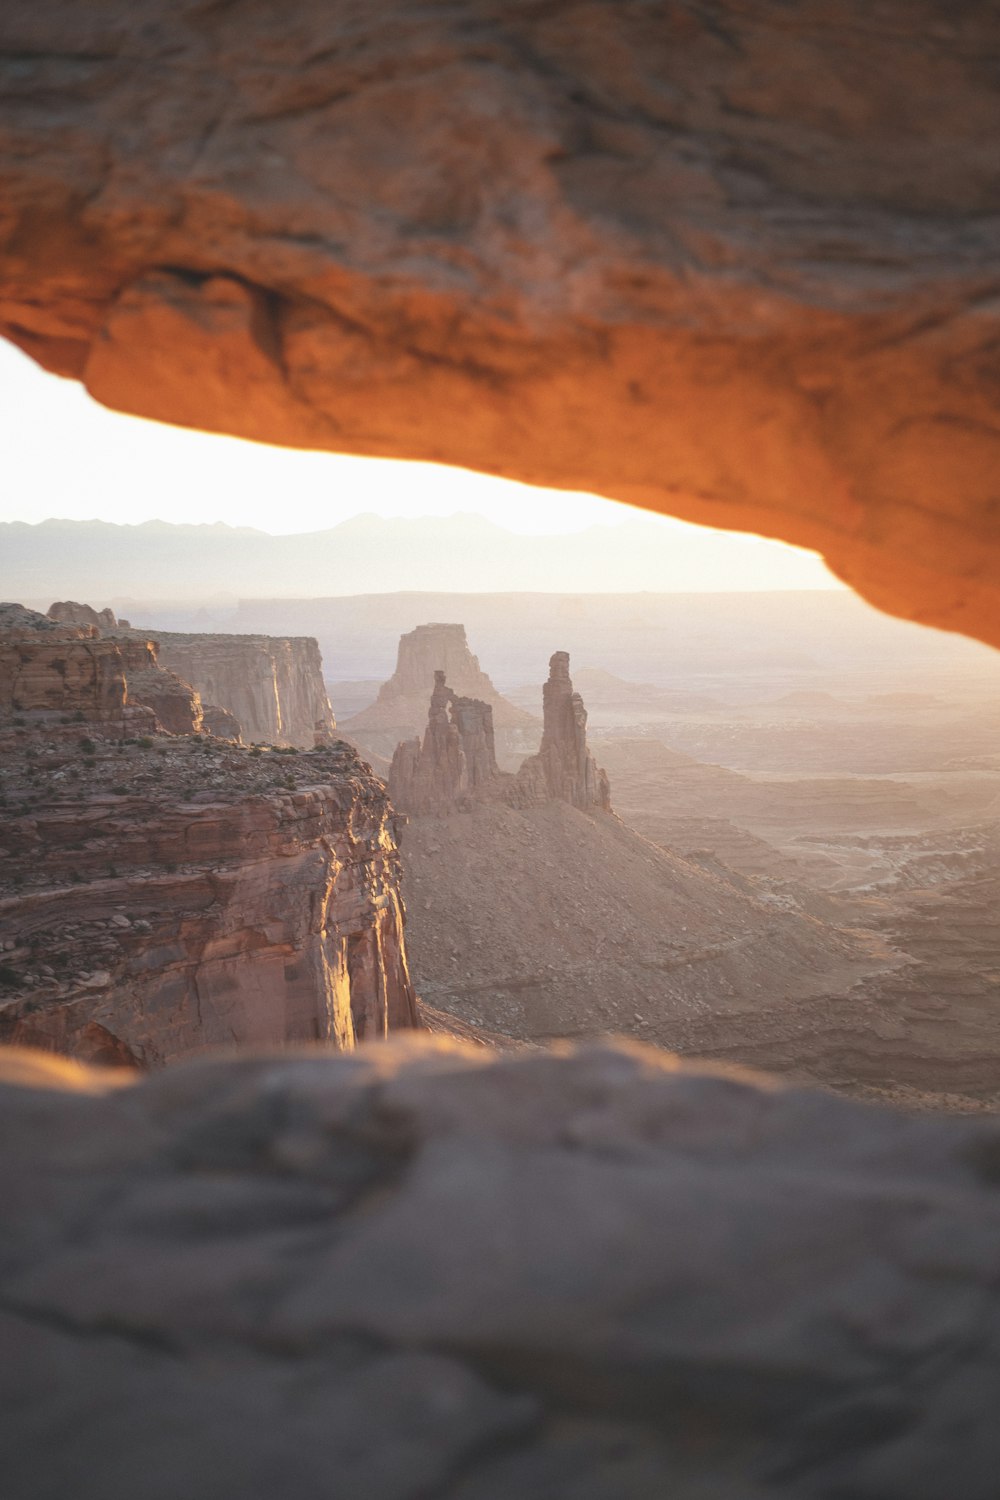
(45, 602, 337, 748)
(0, 607, 417, 1063)
(148, 631, 337, 748)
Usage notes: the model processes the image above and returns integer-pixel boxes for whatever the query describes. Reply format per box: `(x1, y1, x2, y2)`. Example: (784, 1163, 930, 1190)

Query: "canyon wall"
(0, 609, 418, 1063)
(0, 732, 418, 1063)
(150, 631, 337, 748)
(45, 602, 337, 748)
(0, 604, 130, 724)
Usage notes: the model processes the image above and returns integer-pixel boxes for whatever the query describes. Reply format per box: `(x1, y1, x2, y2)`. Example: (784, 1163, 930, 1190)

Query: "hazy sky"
(2, 337, 841, 589)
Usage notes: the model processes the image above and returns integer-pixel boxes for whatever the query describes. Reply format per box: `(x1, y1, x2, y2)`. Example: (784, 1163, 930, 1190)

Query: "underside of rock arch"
(1, 0, 998, 642)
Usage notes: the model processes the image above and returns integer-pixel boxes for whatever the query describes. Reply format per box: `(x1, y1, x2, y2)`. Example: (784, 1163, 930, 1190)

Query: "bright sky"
(1, 337, 841, 587)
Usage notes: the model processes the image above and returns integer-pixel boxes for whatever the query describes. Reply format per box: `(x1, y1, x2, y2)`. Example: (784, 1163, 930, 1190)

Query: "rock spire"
(515, 652, 611, 811)
(389, 671, 501, 816)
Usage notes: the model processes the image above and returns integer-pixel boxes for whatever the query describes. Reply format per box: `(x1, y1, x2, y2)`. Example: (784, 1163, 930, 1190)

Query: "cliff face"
(114, 638, 204, 737)
(346, 623, 539, 768)
(0, 607, 417, 1064)
(0, 605, 130, 723)
(43, 602, 337, 748)
(0, 732, 418, 1064)
(147, 632, 336, 749)
(515, 651, 611, 811)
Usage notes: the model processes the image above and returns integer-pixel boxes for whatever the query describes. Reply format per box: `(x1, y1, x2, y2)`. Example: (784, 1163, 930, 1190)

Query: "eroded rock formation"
(143, 631, 336, 748)
(48, 600, 120, 632)
(0, 607, 417, 1062)
(44, 602, 337, 747)
(1, 2, 998, 645)
(0, 604, 132, 725)
(347, 623, 539, 767)
(390, 650, 607, 818)
(0, 729, 418, 1063)
(390, 671, 501, 816)
(515, 652, 611, 811)
(113, 637, 204, 737)
(4, 1035, 1000, 1499)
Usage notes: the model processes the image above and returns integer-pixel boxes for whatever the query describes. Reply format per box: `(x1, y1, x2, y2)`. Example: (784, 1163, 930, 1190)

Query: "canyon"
(389, 638, 887, 1065)
(2, 3, 1000, 1493)
(0, 606, 418, 1064)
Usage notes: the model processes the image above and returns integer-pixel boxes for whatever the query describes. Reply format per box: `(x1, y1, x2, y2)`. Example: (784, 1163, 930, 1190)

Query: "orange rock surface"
(2, 3, 997, 644)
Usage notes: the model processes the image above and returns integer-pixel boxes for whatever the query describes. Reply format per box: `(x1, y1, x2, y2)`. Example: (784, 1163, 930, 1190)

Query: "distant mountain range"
(1, 512, 838, 603)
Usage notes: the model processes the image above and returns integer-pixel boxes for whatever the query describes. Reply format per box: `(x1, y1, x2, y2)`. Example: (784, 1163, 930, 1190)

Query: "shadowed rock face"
(1, 2, 998, 644)
(3, 1036, 1000, 1499)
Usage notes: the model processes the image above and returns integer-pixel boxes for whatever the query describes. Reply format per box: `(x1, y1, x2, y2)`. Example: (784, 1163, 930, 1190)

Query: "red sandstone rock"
(347, 624, 538, 767)
(0, 733, 419, 1062)
(143, 631, 336, 748)
(390, 651, 609, 816)
(390, 671, 502, 816)
(45, 601, 336, 747)
(0, 606, 418, 1060)
(1, 3, 997, 646)
(515, 652, 611, 812)
(0, 604, 128, 723)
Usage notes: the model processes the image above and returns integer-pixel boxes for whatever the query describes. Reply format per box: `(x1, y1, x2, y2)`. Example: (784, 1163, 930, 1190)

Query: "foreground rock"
(2, 1035, 1000, 1499)
(1, 3, 997, 645)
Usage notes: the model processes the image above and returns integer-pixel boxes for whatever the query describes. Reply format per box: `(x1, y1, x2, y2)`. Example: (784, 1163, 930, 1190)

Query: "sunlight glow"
(1, 337, 842, 591)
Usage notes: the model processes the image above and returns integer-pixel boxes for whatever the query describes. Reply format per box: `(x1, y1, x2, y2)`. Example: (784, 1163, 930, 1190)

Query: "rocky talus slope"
(401, 801, 883, 1048)
(394, 650, 882, 1051)
(4, 1035, 1000, 1500)
(346, 623, 539, 766)
(0, 608, 418, 1064)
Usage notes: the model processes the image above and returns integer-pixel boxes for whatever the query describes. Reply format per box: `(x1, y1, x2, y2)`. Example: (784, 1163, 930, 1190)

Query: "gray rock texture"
(3, 1036, 1000, 1498)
